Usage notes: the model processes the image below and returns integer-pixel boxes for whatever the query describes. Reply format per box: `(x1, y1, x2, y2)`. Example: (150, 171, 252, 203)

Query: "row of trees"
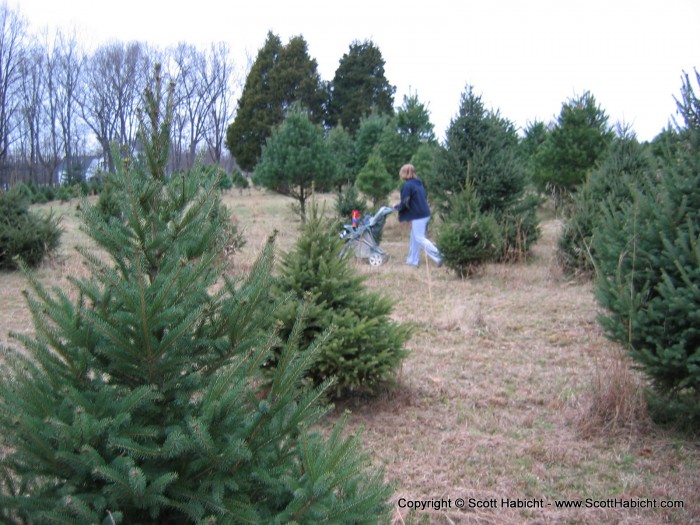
(552, 72, 700, 425)
(0, 4, 241, 188)
(226, 32, 396, 172)
(1, 3, 402, 190)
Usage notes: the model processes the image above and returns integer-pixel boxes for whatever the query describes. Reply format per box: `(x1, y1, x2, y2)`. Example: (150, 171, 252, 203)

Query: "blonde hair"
(399, 164, 417, 180)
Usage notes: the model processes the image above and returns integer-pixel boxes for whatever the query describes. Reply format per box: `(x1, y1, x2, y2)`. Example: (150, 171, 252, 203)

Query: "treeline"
(0, 4, 238, 188)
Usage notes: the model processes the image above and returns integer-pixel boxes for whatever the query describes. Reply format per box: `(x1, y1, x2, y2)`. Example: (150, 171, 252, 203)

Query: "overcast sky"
(15, 0, 700, 142)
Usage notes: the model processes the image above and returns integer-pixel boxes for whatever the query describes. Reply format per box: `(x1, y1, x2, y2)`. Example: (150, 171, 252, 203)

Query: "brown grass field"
(1, 189, 698, 524)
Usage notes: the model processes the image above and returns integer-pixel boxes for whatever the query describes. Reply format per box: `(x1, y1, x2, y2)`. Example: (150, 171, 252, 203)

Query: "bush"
(436, 182, 502, 277)
(96, 173, 124, 222)
(0, 186, 62, 270)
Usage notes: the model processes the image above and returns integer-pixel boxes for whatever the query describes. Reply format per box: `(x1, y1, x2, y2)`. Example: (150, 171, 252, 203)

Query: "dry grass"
(1, 189, 699, 525)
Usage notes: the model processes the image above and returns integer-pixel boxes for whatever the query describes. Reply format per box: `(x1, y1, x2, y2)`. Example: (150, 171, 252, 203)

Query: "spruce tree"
(431, 85, 541, 261)
(557, 129, 654, 277)
(593, 72, 700, 421)
(436, 180, 502, 277)
(356, 150, 395, 208)
(271, 203, 412, 397)
(0, 66, 391, 524)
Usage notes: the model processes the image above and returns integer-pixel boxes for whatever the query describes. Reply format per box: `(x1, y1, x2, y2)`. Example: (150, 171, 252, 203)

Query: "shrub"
(0, 186, 62, 270)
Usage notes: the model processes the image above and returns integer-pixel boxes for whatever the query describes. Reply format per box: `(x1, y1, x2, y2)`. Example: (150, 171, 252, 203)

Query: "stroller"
(339, 206, 394, 266)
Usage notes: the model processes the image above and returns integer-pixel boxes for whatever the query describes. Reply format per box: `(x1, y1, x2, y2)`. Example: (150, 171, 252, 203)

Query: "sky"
(14, 0, 700, 142)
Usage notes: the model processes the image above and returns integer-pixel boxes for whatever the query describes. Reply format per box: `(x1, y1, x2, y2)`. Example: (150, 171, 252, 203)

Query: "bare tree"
(16, 42, 47, 183)
(168, 43, 221, 171)
(205, 42, 237, 166)
(0, 3, 26, 186)
(79, 41, 150, 172)
(45, 30, 86, 183)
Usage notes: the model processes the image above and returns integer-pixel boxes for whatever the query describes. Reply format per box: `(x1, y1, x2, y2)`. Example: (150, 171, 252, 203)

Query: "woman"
(393, 163, 443, 267)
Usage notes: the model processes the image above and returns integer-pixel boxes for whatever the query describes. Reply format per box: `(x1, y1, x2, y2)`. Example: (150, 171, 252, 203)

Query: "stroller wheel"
(368, 252, 384, 266)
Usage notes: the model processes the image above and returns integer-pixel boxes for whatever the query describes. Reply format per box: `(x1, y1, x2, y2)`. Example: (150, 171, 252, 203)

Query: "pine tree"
(432, 85, 541, 262)
(0, 65, 391, 524)
(436, 180, 502, 277)
(271, 202, 412, 397)
(252, 104, 336, 223)
(325, 40, 395, 135)
(356, 150, 395, 208)
(557, 129, 654, 277)
(593, 71, 700, 422)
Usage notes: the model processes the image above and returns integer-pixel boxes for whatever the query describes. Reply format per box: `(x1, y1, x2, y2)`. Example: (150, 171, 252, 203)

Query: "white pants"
(406, 216, 442, 266)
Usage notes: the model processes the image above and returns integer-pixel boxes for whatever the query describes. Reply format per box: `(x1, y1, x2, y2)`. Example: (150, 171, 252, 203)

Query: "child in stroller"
(339, 206, 394, 266)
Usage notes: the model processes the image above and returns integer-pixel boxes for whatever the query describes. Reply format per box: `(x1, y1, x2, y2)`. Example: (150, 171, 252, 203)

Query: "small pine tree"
(0, 65, 391, 524)
(272, 202, 412, 397)
(356, 150, 395, 208)
(436, 180, 502, 277)
(0, 185, 62, 270)
(335, 182, 367, 220)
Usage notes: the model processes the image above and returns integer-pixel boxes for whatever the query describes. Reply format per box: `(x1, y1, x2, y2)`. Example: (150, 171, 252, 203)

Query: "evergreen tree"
(226, 32, 282, 172)
(226, 32, 326, 171)
(409, 142, 439, 186)
(325, 40, 395, 135)
(272, 203, 412, 397)
(534, 91, 614, 200)
(253, 105, 336, 223)
(436, 179, 502, 277)
(327, 124, 356, 186)
(432, 85, 540, 260)
(593, 71, 700, 422)
(0, 185, 62, 270)
(557, 128, 654, 277)
(377, 94, 436, 178)
(356, 150, 395, 208)
(0, 66, 391, 524)
(352, 112, 390, 176)
(520, 120, 549, 185)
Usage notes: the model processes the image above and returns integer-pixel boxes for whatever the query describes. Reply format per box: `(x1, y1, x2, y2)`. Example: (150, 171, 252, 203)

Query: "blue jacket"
(395, 178, 431, 222)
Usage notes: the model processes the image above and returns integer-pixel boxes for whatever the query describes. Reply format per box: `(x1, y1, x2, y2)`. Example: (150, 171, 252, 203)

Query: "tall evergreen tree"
(0, 65, 391, 524)
(325, 40, 395, 135)
(226, 32, 326, 171)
